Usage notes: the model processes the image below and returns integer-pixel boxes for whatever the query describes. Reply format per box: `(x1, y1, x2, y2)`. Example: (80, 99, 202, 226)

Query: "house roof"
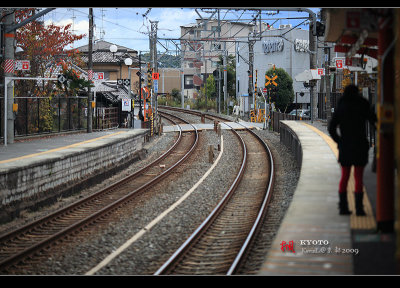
(75, 40, 139, 65)
(72, 64, 132, 103)
(75, 40, 137, 54)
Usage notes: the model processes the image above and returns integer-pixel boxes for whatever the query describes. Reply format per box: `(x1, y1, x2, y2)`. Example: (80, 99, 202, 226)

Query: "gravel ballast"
(0, 111, 300, 275)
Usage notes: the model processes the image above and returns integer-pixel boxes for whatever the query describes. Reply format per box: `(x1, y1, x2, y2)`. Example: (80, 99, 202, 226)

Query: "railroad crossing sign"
(117, 79, 130, 86)
(152, 72, 159, 80)
(57, 74, 67, 84)
(265, 75, 278, 86)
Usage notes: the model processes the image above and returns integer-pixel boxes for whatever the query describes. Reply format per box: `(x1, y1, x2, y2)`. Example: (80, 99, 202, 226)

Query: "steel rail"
(154, 120, 247, 275)
(0, 114, 181, 243)
(0, 113, 198, 272)
(226, 122, 275, 275)
(155, 106, 275, 275)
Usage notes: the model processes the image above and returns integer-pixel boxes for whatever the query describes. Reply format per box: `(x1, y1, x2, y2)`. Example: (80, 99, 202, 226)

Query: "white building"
(236, 25, 313, 113)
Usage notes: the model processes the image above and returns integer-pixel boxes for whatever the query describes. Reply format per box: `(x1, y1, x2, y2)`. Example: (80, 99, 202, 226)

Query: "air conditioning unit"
(279, 24, 292, 29)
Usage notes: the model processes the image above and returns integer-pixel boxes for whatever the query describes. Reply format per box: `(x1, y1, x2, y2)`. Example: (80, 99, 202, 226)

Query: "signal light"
(315, 21, 325, 37)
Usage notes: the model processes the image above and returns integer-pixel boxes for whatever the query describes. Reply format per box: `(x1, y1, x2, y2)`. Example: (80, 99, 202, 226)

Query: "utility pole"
(87, 8, 93, 133)
(149, 20, 158, 128)
(321, 9, 331, 124)
(248, 38, 255, 116)
(138, 51, 144, 121)
(2, 8, 56, 145)
(4, 10, 15, 144)
(223, 43, 228, 115)
(324, 46, 331, 123)
(309, 20, 317, 123)
(218, 65, 221, 113)
(203, 44, 207, 111)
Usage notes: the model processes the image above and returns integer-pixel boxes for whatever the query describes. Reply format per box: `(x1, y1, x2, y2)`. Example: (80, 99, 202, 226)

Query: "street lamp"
(295, 92, 305, 120)
(124, 57, 133, 99)
(109, 44, 118, 71)
(110, 44, 118, 54)
(124, 58, 133, 128)
(15, 46, 24, 53)
(124, 58, 132, 66)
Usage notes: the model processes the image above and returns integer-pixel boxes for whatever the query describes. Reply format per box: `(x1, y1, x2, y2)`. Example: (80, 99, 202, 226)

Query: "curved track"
(155, 107, 274, 275)
(0, 113, 198, 274)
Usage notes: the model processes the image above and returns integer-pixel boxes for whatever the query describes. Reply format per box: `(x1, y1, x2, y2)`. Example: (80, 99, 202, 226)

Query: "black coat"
(328, 94, 376, 167)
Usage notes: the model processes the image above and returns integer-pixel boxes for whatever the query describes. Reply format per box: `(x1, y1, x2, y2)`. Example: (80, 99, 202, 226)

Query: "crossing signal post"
(145, 63, 157, 136)
(263, 67, 278, 128)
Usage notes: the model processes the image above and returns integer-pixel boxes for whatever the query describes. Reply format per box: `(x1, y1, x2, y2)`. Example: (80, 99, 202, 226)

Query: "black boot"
(339, 193, 351, 215)
(355, 192, 366, 216)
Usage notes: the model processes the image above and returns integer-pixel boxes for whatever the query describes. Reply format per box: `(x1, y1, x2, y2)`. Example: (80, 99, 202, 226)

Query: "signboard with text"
(94, 72, 104, 80)
(336, 59, 344, 69)
(15, 60, 30, 71)
(122, 99, 131, 112)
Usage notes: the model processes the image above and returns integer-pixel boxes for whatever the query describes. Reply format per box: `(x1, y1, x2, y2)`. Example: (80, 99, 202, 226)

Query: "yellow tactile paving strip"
(302, 123, 376, 230)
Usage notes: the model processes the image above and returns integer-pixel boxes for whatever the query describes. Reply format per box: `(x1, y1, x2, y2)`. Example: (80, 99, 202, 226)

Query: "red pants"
(339, 166, 364, 193)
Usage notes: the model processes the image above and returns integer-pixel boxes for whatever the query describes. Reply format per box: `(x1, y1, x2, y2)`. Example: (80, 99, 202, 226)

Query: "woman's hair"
(343, 84, 360, 98)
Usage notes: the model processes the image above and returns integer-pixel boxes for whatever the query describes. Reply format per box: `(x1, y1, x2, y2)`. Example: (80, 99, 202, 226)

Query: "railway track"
(155, 107, 275, 275)
(0, 112, 198, 274)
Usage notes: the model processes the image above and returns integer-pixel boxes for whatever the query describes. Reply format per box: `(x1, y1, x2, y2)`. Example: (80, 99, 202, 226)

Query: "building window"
(184, 75, 194, 89)
(212, 43, 221, 50)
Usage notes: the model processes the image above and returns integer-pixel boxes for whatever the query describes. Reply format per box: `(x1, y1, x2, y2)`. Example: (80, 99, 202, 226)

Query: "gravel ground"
(0, 111, 300, 275)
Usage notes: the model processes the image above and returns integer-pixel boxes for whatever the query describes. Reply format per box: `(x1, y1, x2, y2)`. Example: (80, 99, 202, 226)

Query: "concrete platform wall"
(0, 130, 147, 222)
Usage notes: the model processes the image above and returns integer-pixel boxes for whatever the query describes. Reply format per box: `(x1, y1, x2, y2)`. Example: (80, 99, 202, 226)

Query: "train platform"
(258, 120, 397, 275)
(0, 129, 141, 163)
(0, 128, 147, 222)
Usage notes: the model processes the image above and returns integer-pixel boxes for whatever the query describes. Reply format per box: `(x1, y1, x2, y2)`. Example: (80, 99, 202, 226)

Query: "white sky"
(41, 8, 320, 53)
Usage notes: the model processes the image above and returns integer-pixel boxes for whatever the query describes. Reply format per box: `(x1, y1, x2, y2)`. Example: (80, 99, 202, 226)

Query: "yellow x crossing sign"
(265, 75, 278, 86)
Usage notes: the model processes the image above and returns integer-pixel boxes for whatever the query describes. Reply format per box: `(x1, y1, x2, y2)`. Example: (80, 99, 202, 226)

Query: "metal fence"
(271, 92, 342, 133)
(94, 106, 119, 130)
(271, 111, 300, 133)
(1, 96, 120, 139)
(317, 92, 343, 119)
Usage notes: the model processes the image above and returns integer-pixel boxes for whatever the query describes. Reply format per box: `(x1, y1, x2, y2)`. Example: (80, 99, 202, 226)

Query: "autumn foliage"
(14, 8, 86, 96)
(10, 8, 89, 134)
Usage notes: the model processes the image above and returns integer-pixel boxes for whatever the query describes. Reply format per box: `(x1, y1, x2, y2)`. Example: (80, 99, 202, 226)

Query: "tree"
(265, 67, 294, 112)
(202, 74, 216, 99)
(171, 88, 181, 104)
(12, 8, 87, 133)
(56, 60, 93, 97)
(14, 8, 86, 96)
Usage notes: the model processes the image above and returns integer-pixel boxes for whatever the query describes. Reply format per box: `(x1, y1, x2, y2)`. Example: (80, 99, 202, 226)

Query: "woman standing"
(328, 84, 376, 216)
